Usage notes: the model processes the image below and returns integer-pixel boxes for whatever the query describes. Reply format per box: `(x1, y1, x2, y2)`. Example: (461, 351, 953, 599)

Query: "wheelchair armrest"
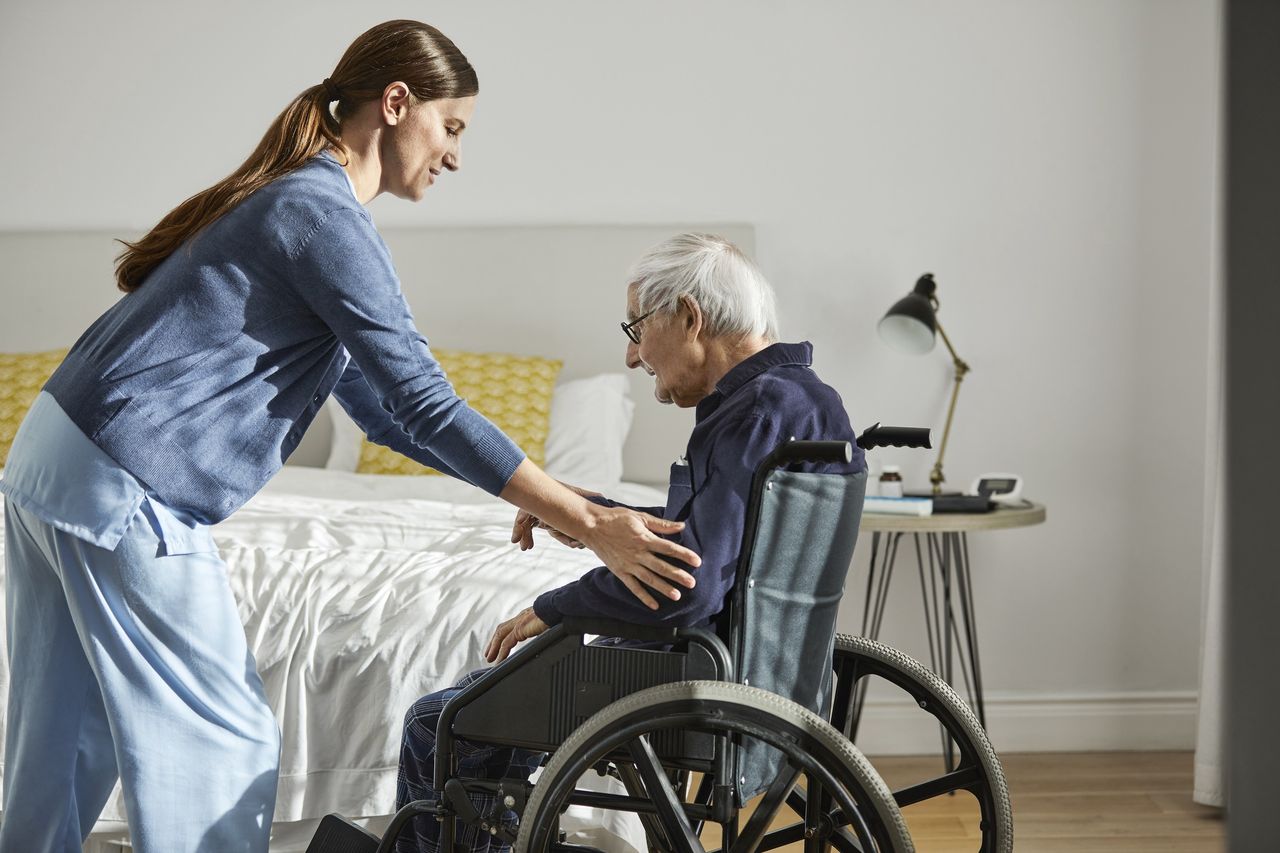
(561, 616, 733, 682)
(561, 616, 679, 644)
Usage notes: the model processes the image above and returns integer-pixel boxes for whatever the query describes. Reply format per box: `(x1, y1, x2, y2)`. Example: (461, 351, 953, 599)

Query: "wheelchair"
(307, 425, 1012, 853)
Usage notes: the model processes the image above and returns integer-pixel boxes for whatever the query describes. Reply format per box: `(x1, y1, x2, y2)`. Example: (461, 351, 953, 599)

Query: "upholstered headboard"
(0, 224, 753, 483)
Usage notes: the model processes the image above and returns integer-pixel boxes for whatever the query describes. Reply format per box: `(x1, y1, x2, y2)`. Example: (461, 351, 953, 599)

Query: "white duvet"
(0, 466, 665, 850)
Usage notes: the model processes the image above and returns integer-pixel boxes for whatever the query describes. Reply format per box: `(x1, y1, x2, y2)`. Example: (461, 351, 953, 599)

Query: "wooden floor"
(874, 751, 1223, 852)
(703, 751, 1224, 852)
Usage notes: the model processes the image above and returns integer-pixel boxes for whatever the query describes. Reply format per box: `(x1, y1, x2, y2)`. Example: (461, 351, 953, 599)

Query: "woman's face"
(382, 95, 475, 201)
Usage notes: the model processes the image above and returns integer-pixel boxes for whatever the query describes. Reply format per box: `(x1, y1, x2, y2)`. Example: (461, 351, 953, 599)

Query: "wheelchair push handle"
(765, 439, 854, 467)
(855, 423, 932, 451)
(753, 425, 932, 478)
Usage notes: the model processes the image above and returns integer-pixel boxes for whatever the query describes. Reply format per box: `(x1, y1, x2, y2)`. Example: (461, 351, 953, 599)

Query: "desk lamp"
(877, 273, 970, 496)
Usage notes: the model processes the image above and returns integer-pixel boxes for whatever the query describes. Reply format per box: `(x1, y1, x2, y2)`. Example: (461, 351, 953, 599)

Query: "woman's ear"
(382, 82, 411, 125)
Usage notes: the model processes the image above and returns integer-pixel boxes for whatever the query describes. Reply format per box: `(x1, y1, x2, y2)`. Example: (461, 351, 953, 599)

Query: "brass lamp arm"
(935, 319, 969, 375)
(930, 317, 970, 495)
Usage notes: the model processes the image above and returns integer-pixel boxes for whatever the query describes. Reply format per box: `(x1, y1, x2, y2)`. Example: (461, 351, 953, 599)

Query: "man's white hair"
(629, 233, 779, 342)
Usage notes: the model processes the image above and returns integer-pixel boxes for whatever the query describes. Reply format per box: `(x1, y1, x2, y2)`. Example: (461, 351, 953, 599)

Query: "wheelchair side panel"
(452, 634, 717, 760)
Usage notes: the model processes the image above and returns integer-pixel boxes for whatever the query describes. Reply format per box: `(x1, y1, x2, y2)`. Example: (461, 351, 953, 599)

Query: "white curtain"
(1193, 199, 1225, 807)
(1194, 423, 1224, 807)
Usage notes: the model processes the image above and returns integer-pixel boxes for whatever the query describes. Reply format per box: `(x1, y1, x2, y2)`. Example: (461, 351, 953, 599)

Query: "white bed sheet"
(0, 466, 666, 851)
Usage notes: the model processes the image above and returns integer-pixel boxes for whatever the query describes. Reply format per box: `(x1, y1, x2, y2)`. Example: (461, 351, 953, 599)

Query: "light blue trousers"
(1, 498, 280, 852)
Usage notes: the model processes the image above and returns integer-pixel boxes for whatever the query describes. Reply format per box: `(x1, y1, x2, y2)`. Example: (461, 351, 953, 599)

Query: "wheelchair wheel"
(515, 680, 913, 853)
(831, 634, 1013, 853)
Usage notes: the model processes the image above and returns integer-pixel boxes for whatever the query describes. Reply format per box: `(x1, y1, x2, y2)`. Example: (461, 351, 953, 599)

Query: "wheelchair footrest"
(305, 814, 381, 853)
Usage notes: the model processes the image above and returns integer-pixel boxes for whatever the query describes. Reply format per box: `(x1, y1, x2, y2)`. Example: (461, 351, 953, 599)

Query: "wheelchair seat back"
(729, 468, 868, 803)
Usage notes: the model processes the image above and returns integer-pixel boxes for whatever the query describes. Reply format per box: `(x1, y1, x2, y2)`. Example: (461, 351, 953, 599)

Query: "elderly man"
(393, 233, 865, 853)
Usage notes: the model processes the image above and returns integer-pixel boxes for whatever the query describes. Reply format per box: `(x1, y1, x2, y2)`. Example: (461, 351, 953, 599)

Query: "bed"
(0, 224, 754, 851)
(0, 383, 670, 851)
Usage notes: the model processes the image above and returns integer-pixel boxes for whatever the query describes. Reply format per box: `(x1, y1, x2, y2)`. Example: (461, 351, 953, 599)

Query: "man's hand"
(485, 607, 550, 663)
(511, 509, 586, 551)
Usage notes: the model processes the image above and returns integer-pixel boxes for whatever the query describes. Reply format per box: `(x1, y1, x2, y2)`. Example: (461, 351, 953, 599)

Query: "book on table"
(863, 496, 933, 517)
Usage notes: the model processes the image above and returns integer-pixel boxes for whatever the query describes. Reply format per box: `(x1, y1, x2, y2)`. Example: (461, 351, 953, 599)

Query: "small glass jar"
(879, 465, 904, 498)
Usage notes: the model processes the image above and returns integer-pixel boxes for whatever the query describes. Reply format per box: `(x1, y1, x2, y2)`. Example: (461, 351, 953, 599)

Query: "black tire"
(830, 635, 1013, 853)
(515, 680, 914, 853)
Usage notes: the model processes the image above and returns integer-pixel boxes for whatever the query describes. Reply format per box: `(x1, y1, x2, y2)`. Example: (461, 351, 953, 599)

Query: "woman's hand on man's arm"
(500, 460, 700, 611)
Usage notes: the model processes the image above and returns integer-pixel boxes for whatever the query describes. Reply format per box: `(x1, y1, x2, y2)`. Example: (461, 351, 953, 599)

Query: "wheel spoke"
(627, 735, 705, 853)
(831, 659, 859, 736)
(757, 822, 807, 848)
(615, 761, 673, 851)
(843, 802, 878, 852)
(808, 768, 880, 850)
(829, 826, 868, 853)
(892, 766, 983, 808)
(691, 772, 715, 838)
(804, 772, 825, 853)
(793, 773, 878, 852)
(729, 766, 801, 853)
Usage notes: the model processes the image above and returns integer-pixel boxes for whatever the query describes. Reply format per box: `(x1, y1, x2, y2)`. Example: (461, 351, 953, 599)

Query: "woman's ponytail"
(114, 85, 339, 292)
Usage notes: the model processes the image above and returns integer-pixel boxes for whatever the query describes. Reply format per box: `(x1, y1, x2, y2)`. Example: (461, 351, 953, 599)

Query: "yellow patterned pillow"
(0, 348, 69, 467)
(357, 350, 563, 476)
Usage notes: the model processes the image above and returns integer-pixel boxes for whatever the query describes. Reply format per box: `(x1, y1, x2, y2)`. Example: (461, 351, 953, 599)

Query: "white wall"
(0, 0, 1219, 750)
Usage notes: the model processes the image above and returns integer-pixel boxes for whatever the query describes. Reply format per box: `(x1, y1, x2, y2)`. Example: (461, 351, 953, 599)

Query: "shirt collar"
(713, 341, 814, 398)
(317, 150, 360, 203)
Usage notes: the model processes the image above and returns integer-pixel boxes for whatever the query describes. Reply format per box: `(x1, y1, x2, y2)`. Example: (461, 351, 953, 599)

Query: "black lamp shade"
(878, 273, 938, 355)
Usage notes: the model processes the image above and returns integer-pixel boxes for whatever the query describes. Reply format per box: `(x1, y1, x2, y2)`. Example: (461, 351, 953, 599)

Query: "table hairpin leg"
(919, 533, 948, 761)
(852, 528, 990, 773)
(922, 531, 986, 772)
(956, 532, 987, 726)
(850, 530, 904, 738)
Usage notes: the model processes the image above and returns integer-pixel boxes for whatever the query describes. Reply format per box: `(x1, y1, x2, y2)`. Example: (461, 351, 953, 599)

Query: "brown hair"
(114, 20, 478, 292)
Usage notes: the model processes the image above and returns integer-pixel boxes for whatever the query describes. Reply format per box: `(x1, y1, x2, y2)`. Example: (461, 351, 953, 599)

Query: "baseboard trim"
(851, 690, 1200, 755)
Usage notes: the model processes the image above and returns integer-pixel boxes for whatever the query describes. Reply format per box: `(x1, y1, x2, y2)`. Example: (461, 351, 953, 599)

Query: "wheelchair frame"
(307, 425, 1011, 853)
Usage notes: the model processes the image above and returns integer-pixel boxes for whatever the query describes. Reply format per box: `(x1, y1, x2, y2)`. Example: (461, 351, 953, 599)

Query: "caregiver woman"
(0, 20, 699, 853)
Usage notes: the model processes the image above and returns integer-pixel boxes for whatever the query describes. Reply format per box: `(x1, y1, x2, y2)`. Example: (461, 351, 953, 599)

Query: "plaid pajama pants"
(395, 669, 543, 853)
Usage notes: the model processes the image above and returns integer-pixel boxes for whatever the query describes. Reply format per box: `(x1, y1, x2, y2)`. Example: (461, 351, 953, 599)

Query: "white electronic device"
(968, 473, 1024, 505)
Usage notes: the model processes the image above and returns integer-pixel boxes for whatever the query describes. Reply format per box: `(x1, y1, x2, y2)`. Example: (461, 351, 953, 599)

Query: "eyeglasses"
(620, 309, 656, 344)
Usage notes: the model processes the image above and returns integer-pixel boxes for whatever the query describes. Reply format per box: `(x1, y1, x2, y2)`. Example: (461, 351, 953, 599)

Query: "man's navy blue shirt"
(533, 341, 864, 629)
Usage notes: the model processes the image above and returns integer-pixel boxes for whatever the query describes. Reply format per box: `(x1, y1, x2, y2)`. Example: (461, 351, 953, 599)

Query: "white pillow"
(543, 373, 634, 490)
(324, 373, 635, 489)
(325, 396, 364, 472)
